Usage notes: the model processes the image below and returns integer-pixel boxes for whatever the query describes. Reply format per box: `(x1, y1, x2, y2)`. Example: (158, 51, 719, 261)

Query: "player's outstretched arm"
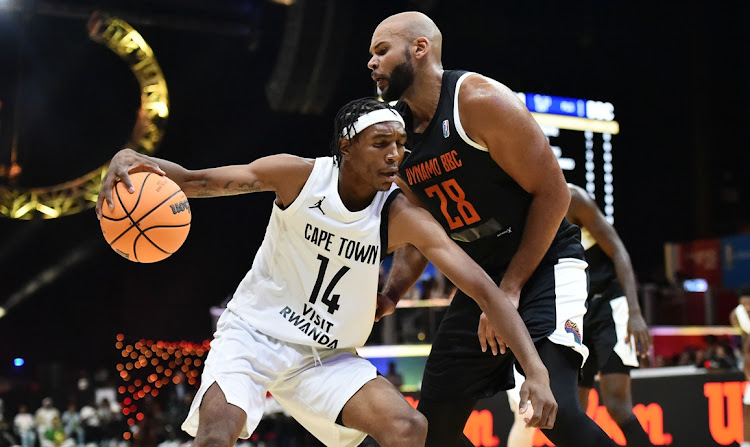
(387, 195, 557, 429)
(96, 148, 312, 219)
(566, 184, 652, 357)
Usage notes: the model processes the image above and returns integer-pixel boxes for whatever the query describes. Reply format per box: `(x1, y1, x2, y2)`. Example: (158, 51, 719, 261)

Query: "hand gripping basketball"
(100, 172, 191, 263)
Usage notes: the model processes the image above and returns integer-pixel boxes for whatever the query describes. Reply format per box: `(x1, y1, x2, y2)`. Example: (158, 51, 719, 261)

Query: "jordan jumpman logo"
(309, 197, 326, 215)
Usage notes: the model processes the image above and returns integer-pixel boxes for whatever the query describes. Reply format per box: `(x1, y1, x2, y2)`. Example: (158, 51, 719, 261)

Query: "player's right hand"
(375, 292, 397, 322)
(518, 370, 557, 429)
(96, 148, 165, 220)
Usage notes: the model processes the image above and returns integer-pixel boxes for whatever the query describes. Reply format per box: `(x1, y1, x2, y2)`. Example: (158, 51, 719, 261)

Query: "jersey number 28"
(424, 179, 481, 230)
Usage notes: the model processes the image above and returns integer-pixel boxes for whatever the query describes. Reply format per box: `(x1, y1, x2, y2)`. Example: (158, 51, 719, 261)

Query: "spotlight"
(0, 0, 17, 12)
(683, 278, 708, 293)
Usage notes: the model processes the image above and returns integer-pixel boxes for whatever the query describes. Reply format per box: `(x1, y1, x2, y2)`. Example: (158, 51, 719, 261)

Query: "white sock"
(740, 442, 750, 447)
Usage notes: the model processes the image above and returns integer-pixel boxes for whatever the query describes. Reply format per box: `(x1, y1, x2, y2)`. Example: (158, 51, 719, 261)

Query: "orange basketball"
(100, 172, 191, 263)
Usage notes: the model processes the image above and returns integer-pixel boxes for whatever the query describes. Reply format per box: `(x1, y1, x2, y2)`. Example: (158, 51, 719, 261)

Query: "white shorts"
(546, 258, 590, 364)
(182, 309, 377, 447)
(609, 296, 640, 368)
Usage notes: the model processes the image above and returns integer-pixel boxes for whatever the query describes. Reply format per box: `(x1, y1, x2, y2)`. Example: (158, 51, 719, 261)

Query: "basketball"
(100, 172, 191, 263)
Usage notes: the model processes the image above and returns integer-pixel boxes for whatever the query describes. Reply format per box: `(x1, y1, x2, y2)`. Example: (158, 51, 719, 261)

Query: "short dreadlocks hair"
(330, 97, 399, 165)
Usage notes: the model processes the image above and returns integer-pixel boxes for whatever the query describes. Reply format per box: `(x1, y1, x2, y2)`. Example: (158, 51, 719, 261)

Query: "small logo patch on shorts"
(565, 320, 581, 345)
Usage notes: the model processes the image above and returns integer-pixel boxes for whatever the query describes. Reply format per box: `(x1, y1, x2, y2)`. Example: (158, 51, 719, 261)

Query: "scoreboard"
(518, 92, 620, 223)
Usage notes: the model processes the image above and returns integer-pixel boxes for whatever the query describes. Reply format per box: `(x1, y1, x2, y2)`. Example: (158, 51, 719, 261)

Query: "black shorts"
(420, 250, 589, 400)
(579, 295, 639, 388)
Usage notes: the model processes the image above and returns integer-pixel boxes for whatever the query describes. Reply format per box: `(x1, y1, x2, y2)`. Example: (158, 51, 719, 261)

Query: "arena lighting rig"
(0, 14, 169, 219)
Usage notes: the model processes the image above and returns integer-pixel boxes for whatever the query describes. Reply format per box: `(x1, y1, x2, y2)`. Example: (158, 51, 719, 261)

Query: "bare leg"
(578, 386, 591, 412)
(192, 383, 247, 447)
(599, 373, 653, 447)
(342, 376, 427, 447)
(506, 392, 534, 447)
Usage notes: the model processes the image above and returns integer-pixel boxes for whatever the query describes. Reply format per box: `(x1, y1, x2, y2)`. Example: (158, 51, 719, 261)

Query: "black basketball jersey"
(580, 226, 625, 301)
(397, 70, 580, 275)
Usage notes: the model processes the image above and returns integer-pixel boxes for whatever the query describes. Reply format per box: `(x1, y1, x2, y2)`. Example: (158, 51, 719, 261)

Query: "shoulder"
(568, 184, 594, 207)
(565, 183, 604, 228)
(458, 73, 526, 116)
(256, 154, 316, 206)
(456, 74, 541, 150)
(254, 154, 315, 183)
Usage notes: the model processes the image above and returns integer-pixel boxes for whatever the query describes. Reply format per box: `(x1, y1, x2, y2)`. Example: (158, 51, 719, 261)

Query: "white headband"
(342, 108, 405, 140)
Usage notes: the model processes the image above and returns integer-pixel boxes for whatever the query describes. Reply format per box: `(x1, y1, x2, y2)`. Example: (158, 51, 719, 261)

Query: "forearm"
(114, 148, 192, 187)
(114, 149, 257, 198)
(612, 247, 642, 314)
(382, 245, 429, 304)
(501, 188, 569, 293)
(477, 281, 547, 375)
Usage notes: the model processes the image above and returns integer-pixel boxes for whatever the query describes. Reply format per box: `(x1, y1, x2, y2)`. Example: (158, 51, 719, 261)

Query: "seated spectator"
(41, 415, 74, 447)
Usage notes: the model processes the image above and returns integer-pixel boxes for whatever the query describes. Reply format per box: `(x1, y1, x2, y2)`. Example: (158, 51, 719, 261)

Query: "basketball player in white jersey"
(96, 98, 557, 447)
(730, 289, 750, 447)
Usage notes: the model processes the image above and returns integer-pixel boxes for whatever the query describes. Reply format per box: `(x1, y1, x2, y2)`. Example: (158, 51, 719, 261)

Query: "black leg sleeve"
(417, 396, 477, 447)
(536, 339, 618, 447)
(619, 415, 655, 447)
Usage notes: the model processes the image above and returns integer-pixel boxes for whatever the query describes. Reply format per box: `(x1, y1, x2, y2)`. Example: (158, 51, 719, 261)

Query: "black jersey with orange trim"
(397, 70, 580, 275)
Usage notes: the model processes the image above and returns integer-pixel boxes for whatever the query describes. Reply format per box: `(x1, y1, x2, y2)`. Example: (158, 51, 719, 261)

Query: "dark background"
(0, 0, 748, 393)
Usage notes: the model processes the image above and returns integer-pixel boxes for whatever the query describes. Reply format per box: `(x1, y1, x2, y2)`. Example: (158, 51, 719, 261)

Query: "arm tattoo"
(222, 180, 262, 195)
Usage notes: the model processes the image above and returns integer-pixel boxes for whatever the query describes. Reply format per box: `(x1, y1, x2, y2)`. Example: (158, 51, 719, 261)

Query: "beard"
(381, 52, 415, 102)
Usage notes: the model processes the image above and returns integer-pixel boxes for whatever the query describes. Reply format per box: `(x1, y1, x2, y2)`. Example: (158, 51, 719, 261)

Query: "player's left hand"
(477, 312, 507, 355)
(627, 312, 652, 358)
(519, 370, 557, 429)
(375, 292, 397, 322)
(478, 288, 520, 355)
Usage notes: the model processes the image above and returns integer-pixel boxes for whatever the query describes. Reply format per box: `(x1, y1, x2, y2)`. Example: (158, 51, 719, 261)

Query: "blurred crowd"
(0, 380, 336, 447)
(0, 396, 129, 447)
(650, 334, 740, 370)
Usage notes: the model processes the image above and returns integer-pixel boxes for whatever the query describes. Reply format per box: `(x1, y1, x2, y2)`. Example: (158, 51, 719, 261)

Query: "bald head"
(373, 11, 442, 60)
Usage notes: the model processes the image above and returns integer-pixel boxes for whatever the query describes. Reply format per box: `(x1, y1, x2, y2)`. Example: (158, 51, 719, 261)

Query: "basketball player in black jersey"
(368, 12, 617, 447)
(567, 184, 654, 446)
(506, 184, 654, 446)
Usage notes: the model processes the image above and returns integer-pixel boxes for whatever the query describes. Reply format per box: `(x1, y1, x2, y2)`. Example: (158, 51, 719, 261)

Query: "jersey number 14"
(309, 254, 349, 314)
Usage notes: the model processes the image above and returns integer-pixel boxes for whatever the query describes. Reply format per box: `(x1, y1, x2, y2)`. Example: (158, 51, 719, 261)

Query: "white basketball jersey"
(229, 157, 398, 349)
